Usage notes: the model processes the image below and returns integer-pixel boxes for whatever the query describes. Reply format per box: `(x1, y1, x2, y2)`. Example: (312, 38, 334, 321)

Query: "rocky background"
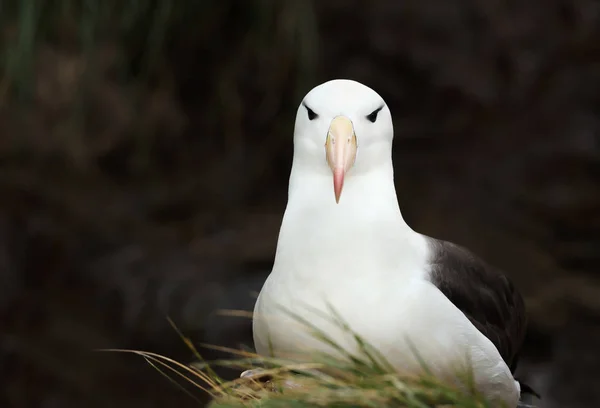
(1, 1, 599, 407)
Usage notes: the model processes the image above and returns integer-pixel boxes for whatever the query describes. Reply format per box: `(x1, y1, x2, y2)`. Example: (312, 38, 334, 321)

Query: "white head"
(291, 79, 394, 204)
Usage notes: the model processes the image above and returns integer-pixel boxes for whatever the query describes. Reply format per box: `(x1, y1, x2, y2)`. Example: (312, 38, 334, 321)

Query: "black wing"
(426, 237, 527, 372)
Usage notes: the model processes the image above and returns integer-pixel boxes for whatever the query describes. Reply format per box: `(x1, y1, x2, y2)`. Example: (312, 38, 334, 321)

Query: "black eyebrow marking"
(302, 101, 318, 120)
(366, 104, 385, 122)
(301, 101, 313, 110)
(371, 104, 385, 114)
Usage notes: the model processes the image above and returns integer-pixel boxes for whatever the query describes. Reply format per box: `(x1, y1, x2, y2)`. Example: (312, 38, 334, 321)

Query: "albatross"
(252, 79, 531, 407)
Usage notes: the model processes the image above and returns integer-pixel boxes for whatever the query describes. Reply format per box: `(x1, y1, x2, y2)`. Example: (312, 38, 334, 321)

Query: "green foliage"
(105, 311, 505, 408)
(0, 0, 317, 178)
(1, 0, 189, 97)
(0, 0, 317, 99)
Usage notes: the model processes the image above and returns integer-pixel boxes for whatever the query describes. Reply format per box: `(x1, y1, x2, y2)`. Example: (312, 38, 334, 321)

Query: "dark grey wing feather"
(426, 238, 527, 372)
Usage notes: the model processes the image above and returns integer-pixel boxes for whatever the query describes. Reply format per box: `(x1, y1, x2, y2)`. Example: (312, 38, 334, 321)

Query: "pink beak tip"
(333, 168, 344, 204)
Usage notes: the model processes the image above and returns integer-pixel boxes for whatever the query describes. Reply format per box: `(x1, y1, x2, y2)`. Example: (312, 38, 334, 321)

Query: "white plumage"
(252, 79, 522, 407)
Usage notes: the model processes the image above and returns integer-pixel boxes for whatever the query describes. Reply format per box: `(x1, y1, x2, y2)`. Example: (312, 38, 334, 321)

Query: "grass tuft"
(101, 307, 518, 408)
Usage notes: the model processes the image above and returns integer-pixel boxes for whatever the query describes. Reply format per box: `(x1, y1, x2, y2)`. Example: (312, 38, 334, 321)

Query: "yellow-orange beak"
(325, 116, 357, 203)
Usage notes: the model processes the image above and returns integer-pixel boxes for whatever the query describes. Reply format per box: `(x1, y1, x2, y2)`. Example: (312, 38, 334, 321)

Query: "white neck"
(288, 157, 404, 223)
(272, 157, 426, 283)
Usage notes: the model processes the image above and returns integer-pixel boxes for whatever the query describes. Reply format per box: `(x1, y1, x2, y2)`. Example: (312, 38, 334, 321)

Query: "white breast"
(254, 261, 519, 406)
(252, 167, 519, 407)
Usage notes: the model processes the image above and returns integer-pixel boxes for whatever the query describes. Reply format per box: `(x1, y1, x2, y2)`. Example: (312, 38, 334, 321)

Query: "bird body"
(252, 79, 526, 407)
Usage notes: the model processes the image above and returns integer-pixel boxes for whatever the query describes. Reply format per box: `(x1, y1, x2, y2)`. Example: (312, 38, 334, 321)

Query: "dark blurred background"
(1, 1, 599, 407)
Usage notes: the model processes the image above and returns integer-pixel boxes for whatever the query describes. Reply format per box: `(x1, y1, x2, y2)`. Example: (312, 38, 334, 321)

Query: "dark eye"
(366, 106, 383, 123)
(305, 105, 318, 121)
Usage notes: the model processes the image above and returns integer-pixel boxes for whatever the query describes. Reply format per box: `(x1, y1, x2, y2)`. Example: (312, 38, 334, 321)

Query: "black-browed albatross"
(252, 79, 533, 407)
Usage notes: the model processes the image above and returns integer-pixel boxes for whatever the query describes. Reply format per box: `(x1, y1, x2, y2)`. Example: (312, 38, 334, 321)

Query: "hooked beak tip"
(333, 168, 344, 204)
